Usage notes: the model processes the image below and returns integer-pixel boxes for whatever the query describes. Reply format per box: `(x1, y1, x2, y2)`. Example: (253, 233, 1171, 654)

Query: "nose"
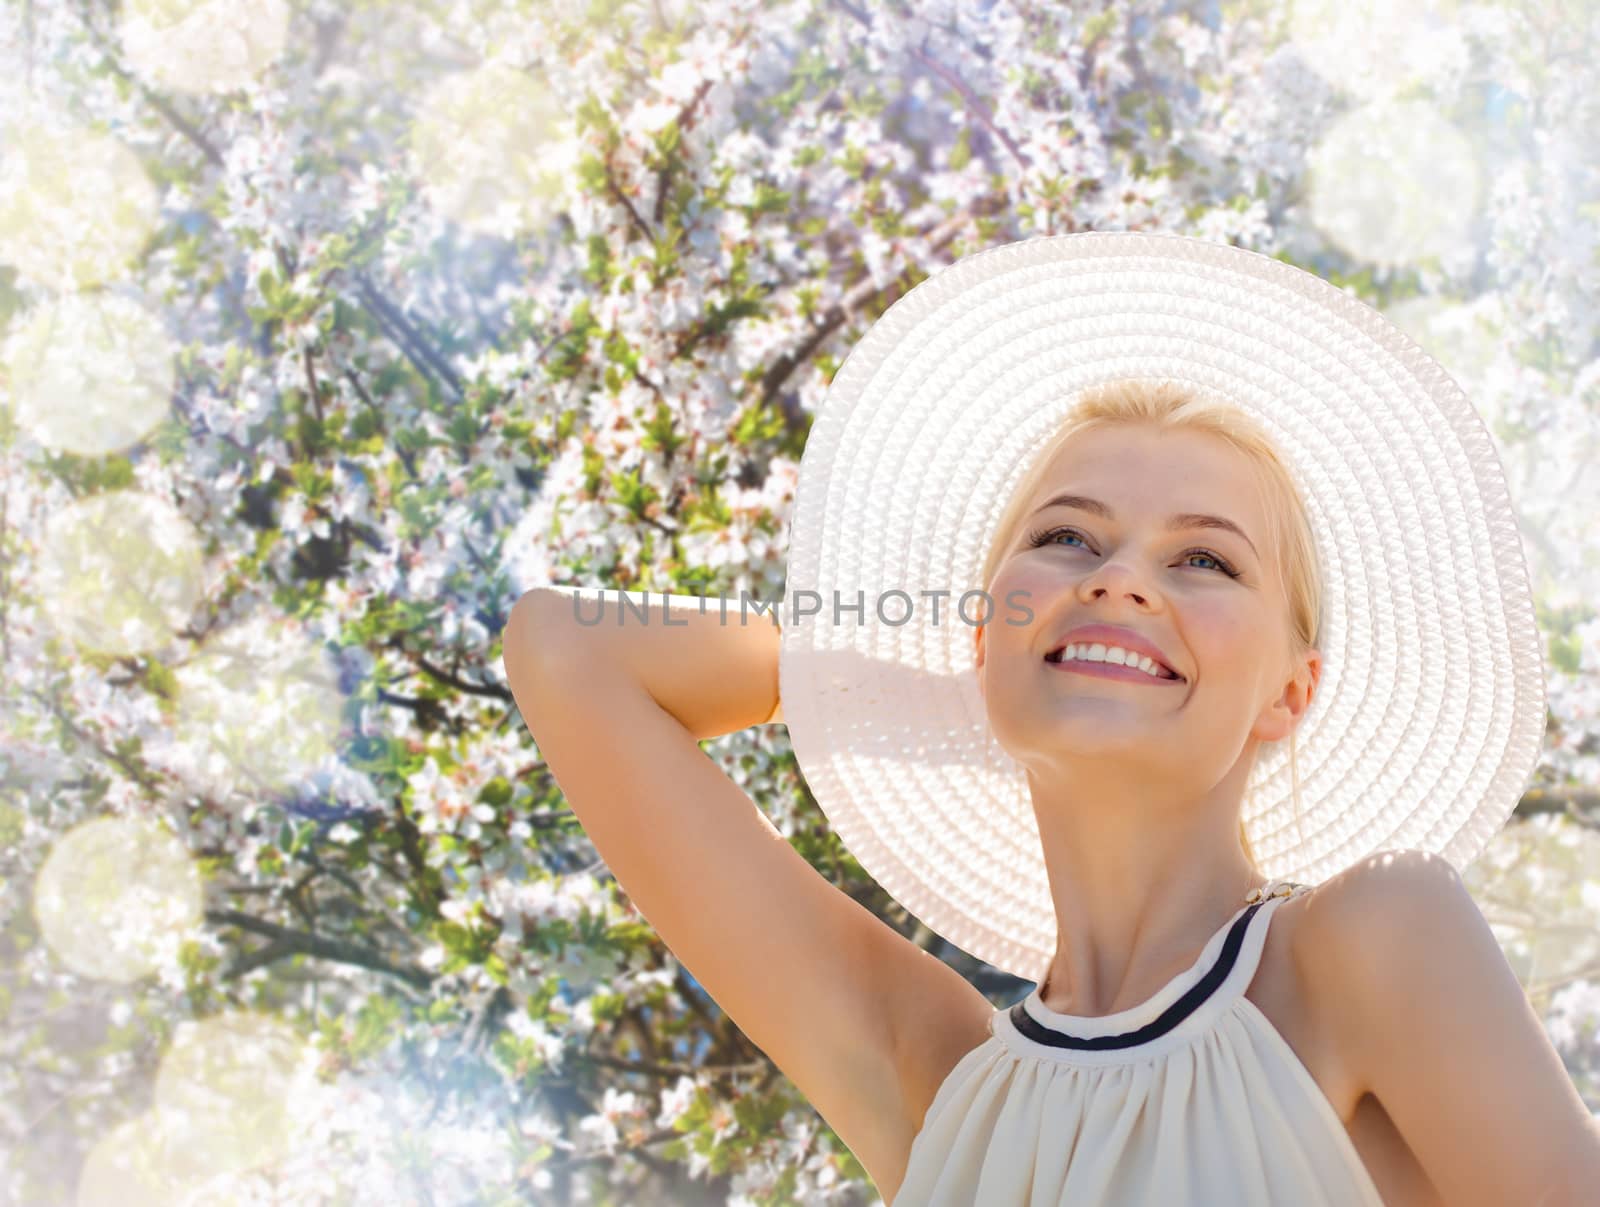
(1078, 559, 1158, 608)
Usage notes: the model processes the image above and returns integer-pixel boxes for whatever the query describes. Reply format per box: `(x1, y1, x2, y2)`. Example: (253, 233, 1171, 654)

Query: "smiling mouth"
(1044, 650, 1184, 683)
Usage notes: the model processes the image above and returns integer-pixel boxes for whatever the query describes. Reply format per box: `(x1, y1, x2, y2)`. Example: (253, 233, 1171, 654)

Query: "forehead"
(1025, 425, 1264, 522)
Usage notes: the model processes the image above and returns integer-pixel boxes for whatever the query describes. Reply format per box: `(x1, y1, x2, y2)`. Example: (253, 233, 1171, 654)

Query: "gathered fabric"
(894, 888, 1386, 1206)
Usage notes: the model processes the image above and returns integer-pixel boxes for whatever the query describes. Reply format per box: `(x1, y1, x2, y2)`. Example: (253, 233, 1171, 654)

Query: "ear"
(974, 620, 987, 700)
(1257, 646, 1322, 742)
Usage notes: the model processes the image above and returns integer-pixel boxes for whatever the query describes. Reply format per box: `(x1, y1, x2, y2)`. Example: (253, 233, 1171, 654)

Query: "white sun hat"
(777, 230, 1547, 982)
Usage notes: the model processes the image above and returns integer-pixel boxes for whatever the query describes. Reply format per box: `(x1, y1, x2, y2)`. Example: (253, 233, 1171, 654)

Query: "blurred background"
(1, 0, 1597, 1202)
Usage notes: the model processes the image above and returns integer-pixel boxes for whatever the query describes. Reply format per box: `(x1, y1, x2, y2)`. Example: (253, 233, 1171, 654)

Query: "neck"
(1026, 757, 1267, 1019)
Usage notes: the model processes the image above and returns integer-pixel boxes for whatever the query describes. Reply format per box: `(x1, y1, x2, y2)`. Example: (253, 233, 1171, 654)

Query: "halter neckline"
(1020, 880, 1310, 1042)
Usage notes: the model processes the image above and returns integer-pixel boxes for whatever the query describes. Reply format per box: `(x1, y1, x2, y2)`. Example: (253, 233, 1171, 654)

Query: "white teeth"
(1051, 643, 1172, 680)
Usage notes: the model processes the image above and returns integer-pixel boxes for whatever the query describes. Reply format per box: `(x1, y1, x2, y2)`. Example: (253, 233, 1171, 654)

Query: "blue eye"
(1023, 525, 1242, 580)
(1038, 528, 1086, 549)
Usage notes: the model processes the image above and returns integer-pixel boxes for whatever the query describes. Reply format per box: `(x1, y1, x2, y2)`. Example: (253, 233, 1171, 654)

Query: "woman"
(502, 233, 1600, 1204)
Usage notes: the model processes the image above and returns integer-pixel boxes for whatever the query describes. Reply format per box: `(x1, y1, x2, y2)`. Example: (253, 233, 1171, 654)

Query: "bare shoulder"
(1272, 851, 1473, 1100)
(1290, 848, 1600, 1204)
(1291, 846, 1462, 937)
(1299, 848, 1469, 927)
(1289, 849, 1475, 1036)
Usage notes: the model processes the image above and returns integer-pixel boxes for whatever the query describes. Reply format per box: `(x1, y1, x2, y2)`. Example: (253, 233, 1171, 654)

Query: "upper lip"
(1045, 624, 1184, 680)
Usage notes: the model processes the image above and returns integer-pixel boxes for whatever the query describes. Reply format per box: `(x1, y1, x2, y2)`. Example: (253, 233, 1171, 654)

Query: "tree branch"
(409, 651, 513, 701)
(604, 155, 657, 248)
(73, 6, 225, 168)
(24, 686, 167, 796)
(653, 78, 717, 226)
(829, 0, 1029, 171)
(206, 907, 434, 989)
(1515, 785, 1600, 830)
(756, 198, 1006, 431)
(354, 273, 464, 399)
(584, 1052, 768, 1080)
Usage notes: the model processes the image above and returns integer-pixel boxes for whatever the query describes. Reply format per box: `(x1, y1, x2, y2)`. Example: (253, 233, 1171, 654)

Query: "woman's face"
(975, 424, 1320, 785)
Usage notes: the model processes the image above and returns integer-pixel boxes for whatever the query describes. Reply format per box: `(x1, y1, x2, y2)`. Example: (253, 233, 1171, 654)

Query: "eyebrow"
(1029, 493, 1259, 559)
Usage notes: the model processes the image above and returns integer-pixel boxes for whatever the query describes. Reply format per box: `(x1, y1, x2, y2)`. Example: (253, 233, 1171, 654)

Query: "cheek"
(983, 564, 1056, 651)
(990, 556, 1061, 613)
(1185, 604, 1269, 680)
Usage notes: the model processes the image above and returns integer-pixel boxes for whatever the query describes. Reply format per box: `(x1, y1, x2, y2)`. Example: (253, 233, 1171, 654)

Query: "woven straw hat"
(777, 230, 1547, 982)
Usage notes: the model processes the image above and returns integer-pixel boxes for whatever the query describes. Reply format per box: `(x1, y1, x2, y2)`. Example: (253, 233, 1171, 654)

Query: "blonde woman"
(502, 233, 1600, 1204)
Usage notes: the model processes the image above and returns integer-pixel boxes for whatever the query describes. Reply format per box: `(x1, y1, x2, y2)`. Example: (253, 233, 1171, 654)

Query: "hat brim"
(779, 231, 1547, 981)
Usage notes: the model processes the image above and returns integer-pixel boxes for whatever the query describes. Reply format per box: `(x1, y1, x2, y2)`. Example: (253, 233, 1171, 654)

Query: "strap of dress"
(1188, 881, 1311, 1012)
(1244, 878, 1314, 906)
(1213, 879, 1315, 1008)
(1004, 880, 1317, 1052)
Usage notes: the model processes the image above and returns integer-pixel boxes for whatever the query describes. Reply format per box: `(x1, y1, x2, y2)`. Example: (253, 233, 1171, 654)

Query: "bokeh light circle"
(118, 0, 291, 96)
(32, 816, 202, 983)
(1287, 0, 1464, 101)
(0, 116, 160, 290)
(4, 292, 175, 456)
(36, 491, 205, 658)
(409, 62, 576, 239)
(76, 1114, 183, 1207)
(173, 611, 345, 796)
(154, 1012, 314, 1176)
(78, 1105, 281, 1204)
(1306, 99, 1482, 268)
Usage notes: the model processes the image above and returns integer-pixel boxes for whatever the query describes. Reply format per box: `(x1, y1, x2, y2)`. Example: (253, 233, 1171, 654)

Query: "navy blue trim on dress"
(1009, 901, 1263, 1050)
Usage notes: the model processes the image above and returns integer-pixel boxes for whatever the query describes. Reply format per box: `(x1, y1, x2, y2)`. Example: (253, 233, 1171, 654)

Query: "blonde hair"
(979, 379, 1323, 873)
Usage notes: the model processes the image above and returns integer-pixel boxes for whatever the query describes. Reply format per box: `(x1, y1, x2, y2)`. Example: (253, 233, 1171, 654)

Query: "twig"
(583, 1052, 769, 1079)
(410, 651, 513, 702)
(393, 804, 443, 915)
(829, 0, 1030, 170)
(303, 346, 326, 426)
(603, 155, 657, 248)
(206, 907, 434, 989)
(343, 367, 421, 478)
(354, 274, 464, 399)
(72, 6, 225, 168)
(24, 686, 166, 795)
(653, 78, 716, 226)
(756, 198, 1005, 427)
(462, 985, 514, 1057)
(1516, 787, 1600, 830)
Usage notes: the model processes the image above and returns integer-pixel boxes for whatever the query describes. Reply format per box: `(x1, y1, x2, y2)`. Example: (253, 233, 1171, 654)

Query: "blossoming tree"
(1, 0, 1596, 1202)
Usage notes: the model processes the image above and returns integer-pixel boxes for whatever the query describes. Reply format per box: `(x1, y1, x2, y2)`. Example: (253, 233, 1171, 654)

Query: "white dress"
(893, 883, 1387, 1205)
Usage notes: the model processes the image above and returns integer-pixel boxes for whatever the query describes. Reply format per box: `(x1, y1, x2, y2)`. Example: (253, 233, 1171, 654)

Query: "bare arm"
(498, 585, 971, 1194)
(1312, 848, 1600, 1207)
(513, 586, 783, 738)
